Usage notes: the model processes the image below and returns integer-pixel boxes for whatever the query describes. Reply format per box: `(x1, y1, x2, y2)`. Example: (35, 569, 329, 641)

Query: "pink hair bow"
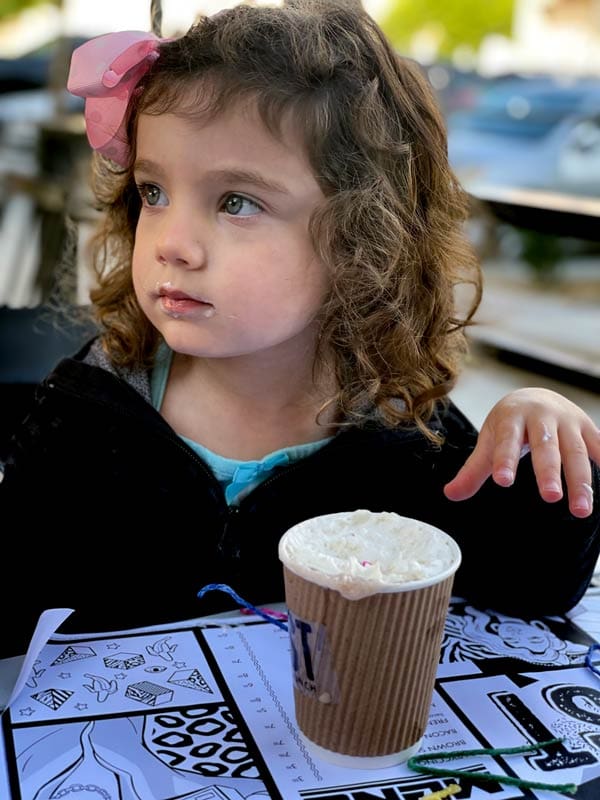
(67, 31, 162, 166)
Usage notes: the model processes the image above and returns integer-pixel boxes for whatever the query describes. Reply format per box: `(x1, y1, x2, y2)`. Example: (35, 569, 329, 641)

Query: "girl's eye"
(137, 183, 166, 207)
(221, 193, 261, 217)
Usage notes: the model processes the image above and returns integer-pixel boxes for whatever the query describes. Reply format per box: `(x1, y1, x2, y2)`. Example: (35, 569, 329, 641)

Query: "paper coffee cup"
(279, 509, 461, 768)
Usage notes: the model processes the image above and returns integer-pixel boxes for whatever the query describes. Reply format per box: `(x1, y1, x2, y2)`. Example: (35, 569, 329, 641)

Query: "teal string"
(197, 583, 289, 631)
(407, 738, 577, 795)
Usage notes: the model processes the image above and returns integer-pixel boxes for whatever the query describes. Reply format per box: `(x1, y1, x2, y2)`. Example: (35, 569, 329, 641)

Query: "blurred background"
(0, 0, 598, 444)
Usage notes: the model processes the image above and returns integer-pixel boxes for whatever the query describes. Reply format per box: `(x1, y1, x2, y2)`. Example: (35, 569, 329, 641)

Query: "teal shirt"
(151, 344, 333, 505)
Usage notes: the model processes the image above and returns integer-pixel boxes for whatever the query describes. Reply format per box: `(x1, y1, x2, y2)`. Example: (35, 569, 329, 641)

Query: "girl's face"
(131, 99, 329, 365)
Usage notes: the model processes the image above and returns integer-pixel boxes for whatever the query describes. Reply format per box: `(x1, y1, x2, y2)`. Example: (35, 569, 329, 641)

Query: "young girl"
(1, 1, 598, 657)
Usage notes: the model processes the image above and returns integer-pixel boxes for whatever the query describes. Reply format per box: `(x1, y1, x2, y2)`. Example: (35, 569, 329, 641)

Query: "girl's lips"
(157, 288, 215, 317)
(158, 286, 208, 303)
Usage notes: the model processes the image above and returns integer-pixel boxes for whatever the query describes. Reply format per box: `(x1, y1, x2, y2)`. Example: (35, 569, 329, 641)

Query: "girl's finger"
(444, 430, 495, 501)
(559, 425, 594, 518)
(581, 420, 600, 467)
(490, 418, 527, 487)
(527, 418, 563, 503)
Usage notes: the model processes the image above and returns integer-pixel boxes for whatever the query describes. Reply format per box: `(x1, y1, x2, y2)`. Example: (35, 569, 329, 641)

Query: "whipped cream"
(279, 510, 461, 599)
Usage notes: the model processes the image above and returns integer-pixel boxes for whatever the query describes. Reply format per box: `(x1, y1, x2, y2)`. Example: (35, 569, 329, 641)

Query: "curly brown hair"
(88, 0, 481, 440)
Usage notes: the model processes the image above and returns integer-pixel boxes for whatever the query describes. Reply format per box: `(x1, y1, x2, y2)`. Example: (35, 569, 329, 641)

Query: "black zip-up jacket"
(1, 339, 599, 658)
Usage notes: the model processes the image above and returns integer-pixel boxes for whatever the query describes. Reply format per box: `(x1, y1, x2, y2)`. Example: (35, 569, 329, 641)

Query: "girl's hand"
(444, 388, 600, 517)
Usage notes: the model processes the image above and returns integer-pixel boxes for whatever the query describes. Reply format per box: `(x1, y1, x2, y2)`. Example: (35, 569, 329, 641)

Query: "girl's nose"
(155, 213, 207, 269)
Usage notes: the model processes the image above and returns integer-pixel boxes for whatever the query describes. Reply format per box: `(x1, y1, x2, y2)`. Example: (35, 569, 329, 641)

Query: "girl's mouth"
(157, 285, 215, 318)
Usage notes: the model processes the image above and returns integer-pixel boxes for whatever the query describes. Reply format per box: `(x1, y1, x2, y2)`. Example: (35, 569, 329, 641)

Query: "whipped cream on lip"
(157, 282, 215, 318)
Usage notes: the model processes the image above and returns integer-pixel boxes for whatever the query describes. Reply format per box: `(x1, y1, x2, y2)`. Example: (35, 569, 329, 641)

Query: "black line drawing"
(103, 652, 145, 670)
(82, 674, 118, 703)
(441, 604, 588, 665)
(30, 720, 141, 800)
(3, 613, 599, 800)
(144, 703, 260, 779)
(5, 630, 271, 797)
(490, 688, 598, 770)
(543, 683, 600, 725)
(297, 766, 499, 799)
(146, 635, 177, 661)
(125, 680, 174, 706)
(237, 630, 322, 783)
(24, 660, 45, 689)
(30, 688, 73, 711)
(14, 715, 269, 799)
(168, 667, 213, 693)
(51, 646, 96, 666)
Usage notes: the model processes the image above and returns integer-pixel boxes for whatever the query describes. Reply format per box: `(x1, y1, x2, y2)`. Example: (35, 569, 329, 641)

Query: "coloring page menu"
(1, 600, 599, 800)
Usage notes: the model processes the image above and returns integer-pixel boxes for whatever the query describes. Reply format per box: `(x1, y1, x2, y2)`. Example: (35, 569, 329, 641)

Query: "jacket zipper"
(219, 505, 240, 559)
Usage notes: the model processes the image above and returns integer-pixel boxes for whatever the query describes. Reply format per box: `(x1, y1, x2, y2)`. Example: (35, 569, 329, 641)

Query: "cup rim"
(280, 512, 462, 599)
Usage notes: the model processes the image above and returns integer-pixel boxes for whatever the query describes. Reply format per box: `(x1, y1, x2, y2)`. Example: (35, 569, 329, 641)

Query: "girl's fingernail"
(496, 468, 514, 485)
(573, 486, 593, 514)
(573, 499, 591, 515)
(543, 481, 562, 496)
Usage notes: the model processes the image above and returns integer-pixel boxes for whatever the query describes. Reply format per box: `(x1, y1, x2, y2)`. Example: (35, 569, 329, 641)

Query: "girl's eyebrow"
(205, 168, 292, 196)
(133, 158, 291, 195)
(133, 158, 166, 178)
(133, 159, 291, 196)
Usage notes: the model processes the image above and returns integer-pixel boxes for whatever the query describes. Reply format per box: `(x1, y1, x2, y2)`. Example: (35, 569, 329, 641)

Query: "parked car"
(423, 61, 490, 116)
(0, 36, 86, 151)
(447, 75, 600, 197)
(0, 51, 48, 93)
(554, 112, 600, 196)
